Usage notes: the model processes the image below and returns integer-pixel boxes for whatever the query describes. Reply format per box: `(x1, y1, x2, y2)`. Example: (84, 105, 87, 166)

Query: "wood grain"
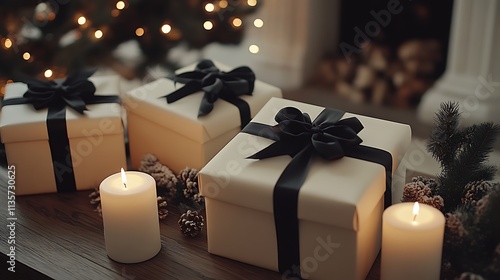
(0, 164, 381, 280)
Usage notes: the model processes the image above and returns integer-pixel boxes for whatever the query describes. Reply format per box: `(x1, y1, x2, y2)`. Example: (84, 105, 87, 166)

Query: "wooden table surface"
(0, 170, 382, 280)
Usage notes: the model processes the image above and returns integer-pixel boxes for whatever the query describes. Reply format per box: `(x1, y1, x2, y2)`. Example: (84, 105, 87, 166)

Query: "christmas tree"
(0, 0, 259, 93)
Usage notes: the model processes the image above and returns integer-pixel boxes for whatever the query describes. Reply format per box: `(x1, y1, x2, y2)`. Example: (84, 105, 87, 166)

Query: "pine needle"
(427, 102, 500, 212)
(427, 102, 462, 169)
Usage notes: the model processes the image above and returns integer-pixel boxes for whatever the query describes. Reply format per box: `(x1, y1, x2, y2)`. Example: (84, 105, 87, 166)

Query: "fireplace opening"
(315, 0, 454, 108)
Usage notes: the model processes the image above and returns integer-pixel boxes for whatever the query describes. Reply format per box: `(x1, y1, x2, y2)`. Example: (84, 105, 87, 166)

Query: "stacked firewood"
(315, 39, 443, 108)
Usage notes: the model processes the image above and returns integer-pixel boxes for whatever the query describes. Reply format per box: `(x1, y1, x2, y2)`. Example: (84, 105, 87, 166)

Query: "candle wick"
(123, 183, 127, 189)
(413, 214, 417, 221)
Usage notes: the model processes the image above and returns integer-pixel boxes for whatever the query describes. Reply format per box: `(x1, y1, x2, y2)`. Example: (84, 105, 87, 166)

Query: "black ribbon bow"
(22, 69, 96, 114)
(242, 106, 393, 278)
(3, 69, 119, 113)
(2, 70, 121, 193)
(248, 106, 364, 162)
(163, 59, 255, 128)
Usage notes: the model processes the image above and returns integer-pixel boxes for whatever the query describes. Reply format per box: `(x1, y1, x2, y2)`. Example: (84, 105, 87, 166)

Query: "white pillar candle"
(381, 202, 445, 280)
(100, 169, 161, 263)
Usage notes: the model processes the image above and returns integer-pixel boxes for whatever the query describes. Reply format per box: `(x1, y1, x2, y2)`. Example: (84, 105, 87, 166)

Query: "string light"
(77, 16, 86, 25)
(161, 24, 171, 34)
(135, 27, 145, 37)
(34, 2, 56, 22)
(254, 18, 263, 28)
(94, 29, 103, 39)
(4, 38, 13, 49)
(205, 3, 215, 12)
(218, 0, 228, 8)
(44, 69, 53, 78)
(247, 0, 257, 7)
(232, 18, 242, 28)
(203, 21, 213, 30)
(249, 44, 259, 54)
(1, 0, 262, 82)
(116, 1, 126, 10)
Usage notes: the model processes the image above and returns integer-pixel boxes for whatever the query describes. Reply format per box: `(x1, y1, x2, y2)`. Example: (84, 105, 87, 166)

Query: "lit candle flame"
(121, 168, 127, 188)
(412, 202, 419, 221)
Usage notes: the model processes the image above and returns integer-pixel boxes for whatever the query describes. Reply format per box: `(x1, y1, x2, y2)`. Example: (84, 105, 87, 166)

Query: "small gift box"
(0, 71, 126, 195)
(123, 60, 282, 173)
(199, 97, 411, 280)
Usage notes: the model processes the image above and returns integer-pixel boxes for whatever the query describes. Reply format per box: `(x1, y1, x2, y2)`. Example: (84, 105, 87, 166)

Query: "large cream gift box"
(0, 74, 126, 195)
(199, 97, 411, 280)
(123, 60, 282, 173)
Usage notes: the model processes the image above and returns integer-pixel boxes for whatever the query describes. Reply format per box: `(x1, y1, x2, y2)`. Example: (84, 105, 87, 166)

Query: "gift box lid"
(0, 76, 123, 144)
(199, 97, 412, 231)
(123, 61, 282, 144)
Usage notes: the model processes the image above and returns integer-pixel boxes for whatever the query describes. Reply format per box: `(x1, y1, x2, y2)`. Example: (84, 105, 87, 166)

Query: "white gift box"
(199, 97, 411, 280)
(0, 76, 126, 195)
(123, 61, 282, 173)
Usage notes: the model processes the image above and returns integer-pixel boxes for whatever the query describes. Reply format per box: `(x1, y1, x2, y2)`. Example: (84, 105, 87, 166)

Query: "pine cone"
(89, 188, 102, 216)
(462, 181, 493, 207)
(139, 153, 178, 196)
(139, 153, 160, 170)
(474, 186, 500, 223)
(445, 212, 468, 244)
(430, 195, 445, 210)
(157, 196, 169, 220)
(178, 167, 204, 204)
(414, 176, 439, 189)
(402, 176, 431, 202)
(178, 210, 204, 237)
(401, 176, 444, 210)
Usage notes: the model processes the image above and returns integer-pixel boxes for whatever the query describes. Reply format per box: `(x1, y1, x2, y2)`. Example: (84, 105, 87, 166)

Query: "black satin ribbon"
(242, 107, 393, 278)
(2, 70, 120, 192)
(162, 59, 255, 128)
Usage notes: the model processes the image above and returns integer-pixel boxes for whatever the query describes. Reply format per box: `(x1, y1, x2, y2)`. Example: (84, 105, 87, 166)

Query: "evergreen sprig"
(427, 102, 462, 171)
(427, 102, 500, 212)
